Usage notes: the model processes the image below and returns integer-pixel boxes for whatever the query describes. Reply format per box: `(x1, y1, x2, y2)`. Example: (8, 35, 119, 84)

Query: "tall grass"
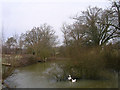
(102, 46, 120, 72)
(57, 45, 120, 80)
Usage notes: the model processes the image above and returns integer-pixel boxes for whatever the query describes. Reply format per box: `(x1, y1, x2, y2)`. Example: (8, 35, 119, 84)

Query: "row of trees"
(2, 1, 120, 61)
(62, 5, 119, 47)
(2, 24, 58, 60)
(59, 1, 120, 57)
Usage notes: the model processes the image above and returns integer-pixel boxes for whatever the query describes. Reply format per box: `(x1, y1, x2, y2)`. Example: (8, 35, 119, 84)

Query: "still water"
(5, 60, 118, 88)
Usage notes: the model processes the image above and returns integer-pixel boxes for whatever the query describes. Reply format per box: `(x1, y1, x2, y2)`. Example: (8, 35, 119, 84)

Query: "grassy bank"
(2, 54, 39, 68)
(2, 54, 56, 80)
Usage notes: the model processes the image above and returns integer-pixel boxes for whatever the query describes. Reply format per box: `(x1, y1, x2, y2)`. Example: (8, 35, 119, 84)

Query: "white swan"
(72, 79, 76, 82)
(68, 75, 72, 80)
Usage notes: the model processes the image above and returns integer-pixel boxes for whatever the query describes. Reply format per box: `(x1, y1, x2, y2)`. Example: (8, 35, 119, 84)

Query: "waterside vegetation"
(2, 0, 120, 88)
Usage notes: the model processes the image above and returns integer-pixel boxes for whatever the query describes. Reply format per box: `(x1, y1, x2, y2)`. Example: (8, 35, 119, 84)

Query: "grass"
(52, 46, 120, 81)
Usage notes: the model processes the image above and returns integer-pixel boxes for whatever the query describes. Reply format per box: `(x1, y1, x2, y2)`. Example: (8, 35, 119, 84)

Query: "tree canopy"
(62, 6, 120, 47)
(22, 24, 58, 59)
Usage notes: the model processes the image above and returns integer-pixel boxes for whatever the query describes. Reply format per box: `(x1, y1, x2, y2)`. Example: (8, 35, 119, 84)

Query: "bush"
(57, 47, 106, 80)
(102, 46, 120, 72)
(17, 54, 37, 67)
(59, 45, 120, 80)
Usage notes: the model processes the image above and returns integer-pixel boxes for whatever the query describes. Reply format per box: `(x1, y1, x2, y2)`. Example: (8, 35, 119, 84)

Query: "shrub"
(57, 47, 106, 80)
(102, 46, 120, 72)
(17, 54, 37, 67)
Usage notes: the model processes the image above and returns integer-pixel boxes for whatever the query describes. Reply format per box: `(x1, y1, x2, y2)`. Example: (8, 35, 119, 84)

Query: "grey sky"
(2, 0, 110, 44)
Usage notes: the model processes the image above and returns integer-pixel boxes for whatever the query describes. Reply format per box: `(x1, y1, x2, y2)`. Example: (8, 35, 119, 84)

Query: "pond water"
(4, 60, 118, 88)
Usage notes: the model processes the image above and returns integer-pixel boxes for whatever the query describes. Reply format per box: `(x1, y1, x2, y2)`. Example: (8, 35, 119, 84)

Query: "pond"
(4, 60, 118, 88)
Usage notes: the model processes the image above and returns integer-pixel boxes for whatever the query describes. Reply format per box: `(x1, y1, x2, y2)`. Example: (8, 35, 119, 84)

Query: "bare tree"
(65, 7, 120, 46)
(23, 23, 58, 59)
(111, 0, 120, 28)
(6, 37, 16, 54)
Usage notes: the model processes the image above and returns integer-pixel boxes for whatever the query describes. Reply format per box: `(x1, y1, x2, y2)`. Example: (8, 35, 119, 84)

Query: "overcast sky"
(1, 0, 110, 44)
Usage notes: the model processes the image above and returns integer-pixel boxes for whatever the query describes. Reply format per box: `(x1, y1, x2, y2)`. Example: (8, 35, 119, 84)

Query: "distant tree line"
(2, 24, 58, 60)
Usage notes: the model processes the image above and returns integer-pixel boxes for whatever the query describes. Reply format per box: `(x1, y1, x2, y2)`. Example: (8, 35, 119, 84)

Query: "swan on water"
(68, 75, 72, 80)
(72, 79, 76, 82)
